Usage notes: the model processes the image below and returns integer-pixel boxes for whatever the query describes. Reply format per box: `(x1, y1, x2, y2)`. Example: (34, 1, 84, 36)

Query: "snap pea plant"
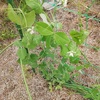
(7, 0, 100, 100)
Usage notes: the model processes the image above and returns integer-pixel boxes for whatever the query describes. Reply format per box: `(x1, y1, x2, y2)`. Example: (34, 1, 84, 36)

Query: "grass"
(0, 10, 18, 50)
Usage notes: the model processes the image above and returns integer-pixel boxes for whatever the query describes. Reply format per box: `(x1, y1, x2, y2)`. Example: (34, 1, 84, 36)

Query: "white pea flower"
(67, 51, 76, 57)
(27, 26, 35, 34)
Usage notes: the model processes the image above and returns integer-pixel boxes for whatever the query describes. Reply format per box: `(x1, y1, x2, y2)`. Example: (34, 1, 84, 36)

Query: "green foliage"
(21, 53, 38, 69)
(25, 0, 43, 14)
(67, 41, 81, 56)
(22, 33, 42, 49)
(65, 81, 100, 100)
(7, 1, 100, 100)
(54, 32, 70, 46)
(70, 29, 89, 45)
(17, 48, 27, 60)
(8, 4, 35, 27)
(8, 4, 22, 25)
(39, 61, 70, 85)
(69, 56, 80, 64)
(23, 10, 35, 27)
(35, 22, 54, 36)
(46, 36, 52, 48)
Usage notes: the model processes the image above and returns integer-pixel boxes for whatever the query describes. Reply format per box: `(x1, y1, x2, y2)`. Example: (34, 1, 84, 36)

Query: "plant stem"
(64, 81, 94, 100)
(20, 59, 32, 100)
(80, 51, 90, 65)
(0, 42, 14, 55)
(80, 50, 99, 69)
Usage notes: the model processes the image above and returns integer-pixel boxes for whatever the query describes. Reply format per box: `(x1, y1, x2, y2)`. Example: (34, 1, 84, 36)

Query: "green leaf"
(64, 64, 75, 72)
(60, 45, 68, 56)
(26, 55, 38, 68)
(61, 58, 68, 64)
(14, 40, 23, 47)
(8, 4, 35, 27)
(35, 22, 54, 36)
(19, 55, 30, 65)
(68, 65, 75, 72)
(67, 41, 81, 56)
(54, 32, 70, 46)
(39, 50, 46, 58)
(33, 34, 42, 46)
(21, 54, 38, 68)
(70, 56, 80, 64)
(58, 64, 64, 73)
(30, 54, 38, 61)
(22, 33, 33, 49)
(39, 49, 54, 59)
(39, 62, 48, 77)
(64, 71, 70, 81)
(46, 36, 52, 48)
(8, 4, 22, 25)
(57, 64, 70, 82)
(17, 48, 27, 60)
(23, 10, 35, 27)
(25, 0, 43, 14)
(70, 30, 89, 45)
(22, 33, 41, 49)
(76, 66, 84, 71)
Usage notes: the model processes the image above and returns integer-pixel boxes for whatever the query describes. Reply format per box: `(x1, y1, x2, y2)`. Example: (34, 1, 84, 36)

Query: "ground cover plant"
(1, 0, 100, 100)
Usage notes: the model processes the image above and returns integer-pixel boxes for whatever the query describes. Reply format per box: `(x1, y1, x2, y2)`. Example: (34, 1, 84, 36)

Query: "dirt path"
(0, 45, 86, 100)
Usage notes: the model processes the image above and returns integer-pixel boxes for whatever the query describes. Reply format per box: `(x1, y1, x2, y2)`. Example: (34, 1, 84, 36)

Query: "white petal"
(27, 28, 31, 32)
(30, 30, 34, 34)
(69, 53, 74, 57)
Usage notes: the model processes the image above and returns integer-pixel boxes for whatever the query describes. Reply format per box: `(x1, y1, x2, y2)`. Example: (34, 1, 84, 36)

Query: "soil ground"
(0, 1, 100, 100)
